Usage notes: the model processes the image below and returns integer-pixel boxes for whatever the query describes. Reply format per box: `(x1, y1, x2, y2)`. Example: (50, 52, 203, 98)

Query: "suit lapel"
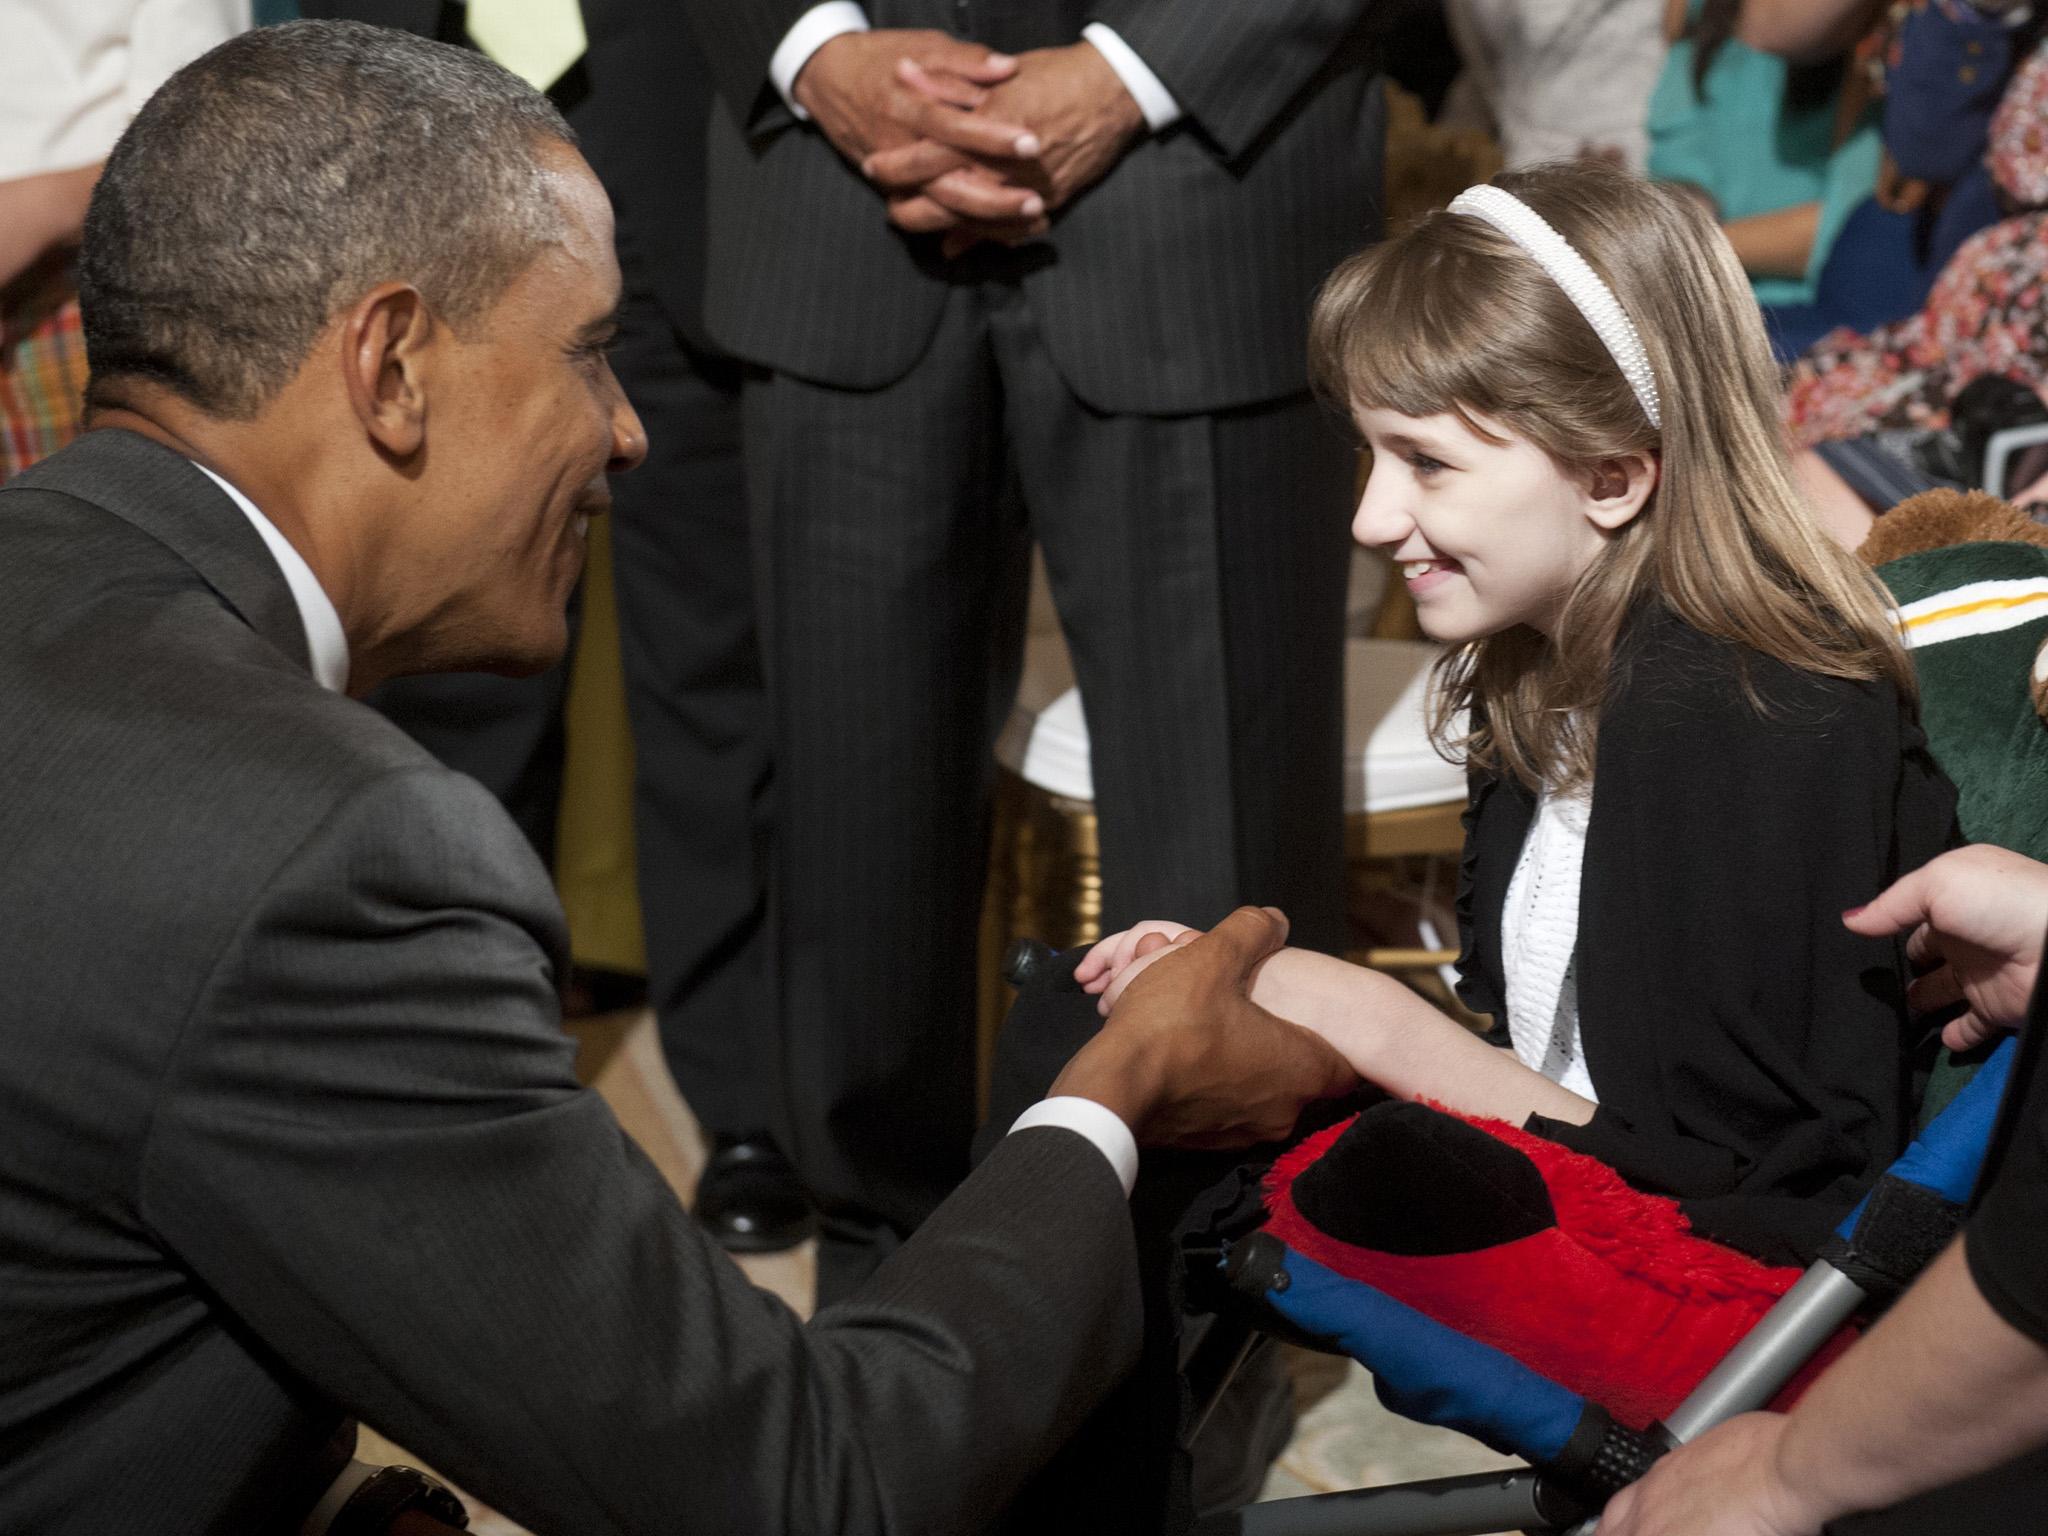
(9, 428, 314, 678)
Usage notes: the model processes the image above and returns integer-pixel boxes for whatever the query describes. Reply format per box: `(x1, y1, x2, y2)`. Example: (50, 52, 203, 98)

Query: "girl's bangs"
(1315, 236, 1522, 437)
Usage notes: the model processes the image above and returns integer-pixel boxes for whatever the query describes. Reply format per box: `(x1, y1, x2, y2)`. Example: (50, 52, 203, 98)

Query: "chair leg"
(1186, 1315, 1267, 1446)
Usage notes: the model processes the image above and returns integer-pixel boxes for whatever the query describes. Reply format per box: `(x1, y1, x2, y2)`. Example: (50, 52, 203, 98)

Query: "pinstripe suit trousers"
(745, 276, 1353, 1293)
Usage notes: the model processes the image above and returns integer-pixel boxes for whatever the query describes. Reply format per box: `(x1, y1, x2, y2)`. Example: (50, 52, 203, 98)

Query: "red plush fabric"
(1263, 1106, 1854, 1429)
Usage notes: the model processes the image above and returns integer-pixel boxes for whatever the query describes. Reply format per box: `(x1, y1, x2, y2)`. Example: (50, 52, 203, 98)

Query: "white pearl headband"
(1447, 184, 1663, 430)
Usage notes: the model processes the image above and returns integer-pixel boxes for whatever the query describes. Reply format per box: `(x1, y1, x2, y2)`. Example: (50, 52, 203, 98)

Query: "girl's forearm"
(1250, 949, 1595, 1127)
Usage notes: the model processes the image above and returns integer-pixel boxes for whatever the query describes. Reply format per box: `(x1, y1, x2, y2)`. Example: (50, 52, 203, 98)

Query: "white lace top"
(1500, 782, 1598, 1101)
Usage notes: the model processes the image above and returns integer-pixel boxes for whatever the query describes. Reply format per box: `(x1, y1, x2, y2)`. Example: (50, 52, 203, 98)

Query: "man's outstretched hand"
(860, 42, 1147, 257)
(1050, 907, 1358, 1149)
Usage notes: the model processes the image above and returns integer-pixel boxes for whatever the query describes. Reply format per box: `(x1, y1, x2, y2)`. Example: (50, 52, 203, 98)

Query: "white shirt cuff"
(1009, 1096, 1139, 1197)
(771, 2, 871, 120)
(1080, 23, 1182, 132)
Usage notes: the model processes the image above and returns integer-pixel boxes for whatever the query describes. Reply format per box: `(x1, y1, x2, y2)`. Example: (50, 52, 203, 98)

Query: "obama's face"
(402, 141, 645, 674)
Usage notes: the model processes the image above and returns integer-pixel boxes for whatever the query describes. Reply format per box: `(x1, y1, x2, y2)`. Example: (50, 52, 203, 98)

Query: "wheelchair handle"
(1001, 937, 1087, 992)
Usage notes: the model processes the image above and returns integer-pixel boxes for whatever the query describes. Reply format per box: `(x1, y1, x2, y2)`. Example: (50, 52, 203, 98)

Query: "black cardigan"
(1456, 604, 1961, 1265)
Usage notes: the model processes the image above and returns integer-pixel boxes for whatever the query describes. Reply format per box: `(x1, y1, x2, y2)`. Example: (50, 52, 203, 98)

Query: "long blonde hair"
(1309, 161, 1912, 793)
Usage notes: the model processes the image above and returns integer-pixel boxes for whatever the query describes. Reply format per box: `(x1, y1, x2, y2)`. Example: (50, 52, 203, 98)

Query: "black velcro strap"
(1821, 1175, 1965, 1305)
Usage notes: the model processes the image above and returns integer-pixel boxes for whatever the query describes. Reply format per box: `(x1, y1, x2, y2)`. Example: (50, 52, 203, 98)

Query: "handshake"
(792, 29, 1148, 258)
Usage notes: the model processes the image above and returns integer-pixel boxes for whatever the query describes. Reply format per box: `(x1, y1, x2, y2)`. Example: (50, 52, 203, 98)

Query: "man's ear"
(339, 283, 434, 458)
(1583, 451, 1659, 532)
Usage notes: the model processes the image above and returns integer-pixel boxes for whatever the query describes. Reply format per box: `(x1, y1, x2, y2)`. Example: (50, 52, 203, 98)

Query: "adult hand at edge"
(1598, 1414, 1819, 1536)
(1051, 907, 1356, 1149)
(1845, 844, 2048, 1051)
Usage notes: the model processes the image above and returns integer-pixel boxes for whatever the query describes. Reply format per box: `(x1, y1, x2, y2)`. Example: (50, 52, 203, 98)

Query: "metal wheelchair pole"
(1562, 1263, 1869, 1533)
(1187, 1319, 1264, 1445)
(1197, 1468, 1584, 1536)
(1662, 1265, 1866, 1440)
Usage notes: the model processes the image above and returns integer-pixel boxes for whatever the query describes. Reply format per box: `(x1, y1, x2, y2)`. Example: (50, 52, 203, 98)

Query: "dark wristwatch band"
(328, 1465, 470, 1536)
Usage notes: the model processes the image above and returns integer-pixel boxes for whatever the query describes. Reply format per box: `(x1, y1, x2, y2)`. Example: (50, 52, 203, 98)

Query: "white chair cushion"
(996, 635, 1092, 799)
(1344, 637, 1468, 813)
(996, 634, 1467, 815)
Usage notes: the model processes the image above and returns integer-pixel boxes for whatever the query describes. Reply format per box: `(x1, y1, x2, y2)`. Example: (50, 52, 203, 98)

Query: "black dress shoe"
(695, 1133, 814, 1253)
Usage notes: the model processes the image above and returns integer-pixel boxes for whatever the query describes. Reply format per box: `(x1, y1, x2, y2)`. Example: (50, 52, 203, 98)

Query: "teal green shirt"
(1648, 10, 1881, 306)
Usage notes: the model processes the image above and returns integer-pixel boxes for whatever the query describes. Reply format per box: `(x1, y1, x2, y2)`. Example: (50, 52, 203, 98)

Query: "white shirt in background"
(1440, 0, 1665, 171)
(0, 0, 252, 181)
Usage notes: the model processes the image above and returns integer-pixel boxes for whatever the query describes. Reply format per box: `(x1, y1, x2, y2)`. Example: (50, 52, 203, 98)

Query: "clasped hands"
(1051, 907, 1356, 1150)
(792, 30, 1145, 258)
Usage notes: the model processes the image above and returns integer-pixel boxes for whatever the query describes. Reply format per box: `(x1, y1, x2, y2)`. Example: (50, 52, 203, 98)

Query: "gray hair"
(80, 19, 575, 418)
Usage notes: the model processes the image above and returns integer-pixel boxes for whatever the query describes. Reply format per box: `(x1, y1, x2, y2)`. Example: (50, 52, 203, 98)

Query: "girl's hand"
(1076, 921, 1200, 1015)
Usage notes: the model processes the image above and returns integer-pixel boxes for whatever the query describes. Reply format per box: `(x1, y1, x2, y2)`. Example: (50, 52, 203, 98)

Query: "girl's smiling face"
(1350, 406, 1652, 644)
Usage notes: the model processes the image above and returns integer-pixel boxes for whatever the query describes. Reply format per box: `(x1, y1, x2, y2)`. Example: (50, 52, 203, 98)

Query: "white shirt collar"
(192, 461, 351, 693)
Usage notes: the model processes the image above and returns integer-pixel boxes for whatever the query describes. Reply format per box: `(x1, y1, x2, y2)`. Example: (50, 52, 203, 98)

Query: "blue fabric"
(1764, 199, 1944, 360)
(1837, 1035, 2019, 1239)
(1257, 1246, 1587, 1463)
(1811, 199, 1941, 328)
(1765, 168, 2004, 363)
(1885, 3, 2013, 185)
(1935, 165, 2005, 274)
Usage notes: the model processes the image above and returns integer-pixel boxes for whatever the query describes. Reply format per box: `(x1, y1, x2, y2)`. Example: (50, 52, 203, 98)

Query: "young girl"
(1080, 161, 1957, 1266)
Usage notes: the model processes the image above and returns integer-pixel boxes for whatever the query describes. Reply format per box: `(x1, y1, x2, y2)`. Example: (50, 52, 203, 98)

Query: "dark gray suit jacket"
(685, 0, 1385, 414)
(0, 429, 1141, 1534)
